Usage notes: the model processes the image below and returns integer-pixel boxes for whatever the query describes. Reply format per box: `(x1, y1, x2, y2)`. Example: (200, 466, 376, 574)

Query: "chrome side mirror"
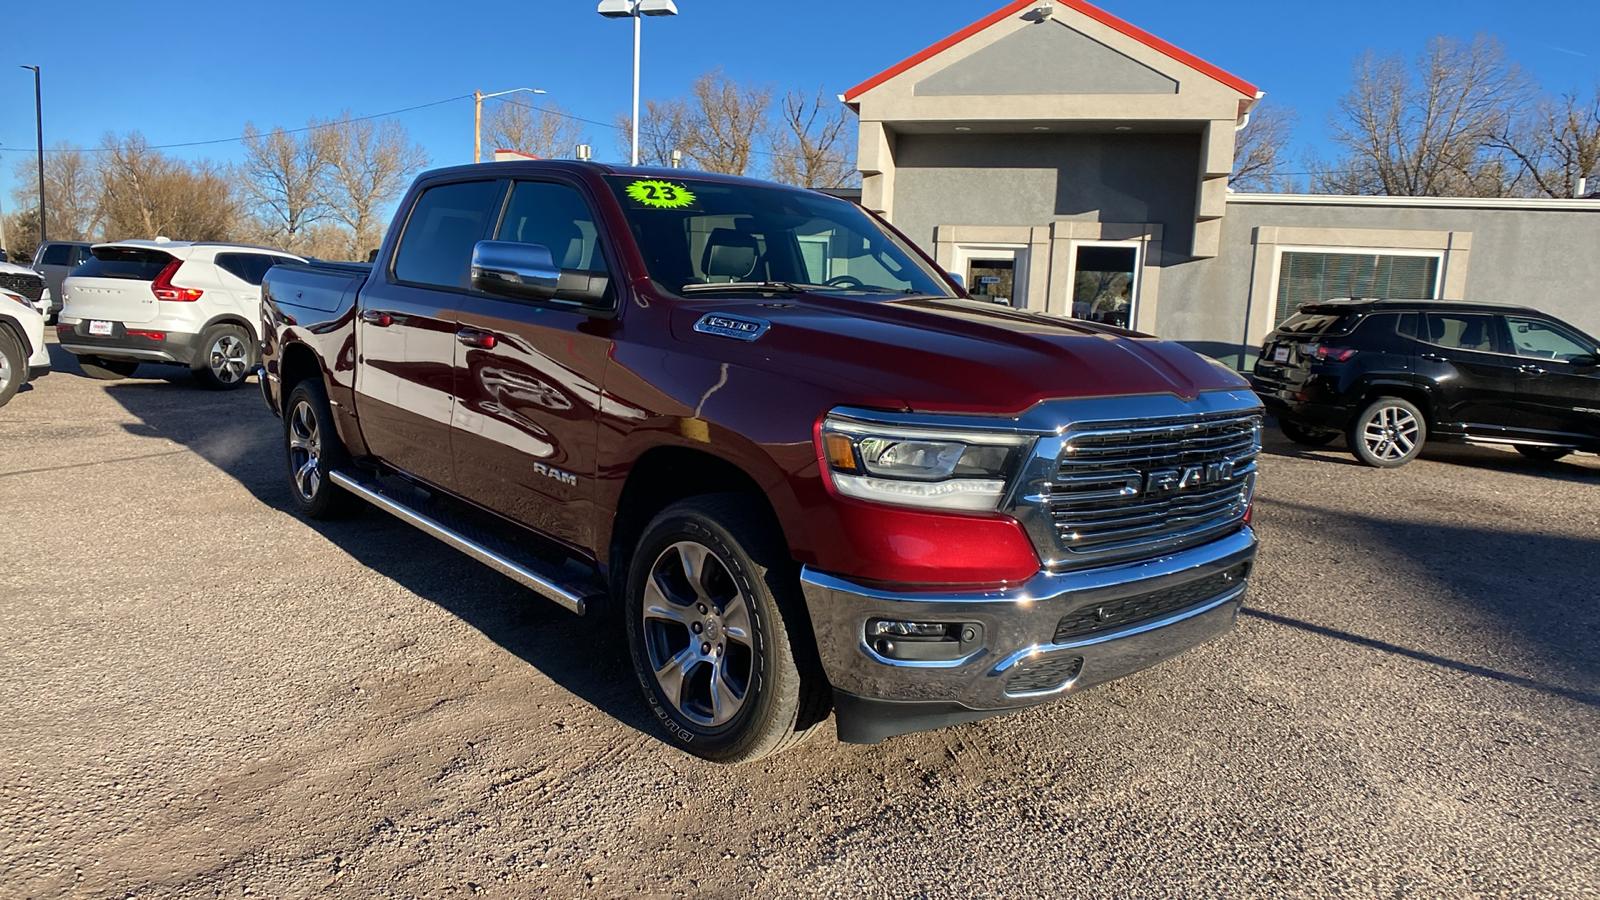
(471, 240, 560, 302)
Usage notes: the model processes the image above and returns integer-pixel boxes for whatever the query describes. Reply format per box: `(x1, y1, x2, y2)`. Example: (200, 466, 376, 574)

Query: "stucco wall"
(889, 132, 1202, 264)
(1160, 198, 1600, 365)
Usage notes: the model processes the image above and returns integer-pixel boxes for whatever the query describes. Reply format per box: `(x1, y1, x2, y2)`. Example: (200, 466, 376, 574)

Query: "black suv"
(1253, 299, 1600, 467)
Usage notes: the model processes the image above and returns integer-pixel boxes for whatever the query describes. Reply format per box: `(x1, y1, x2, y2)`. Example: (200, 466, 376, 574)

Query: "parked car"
(260, 161, 1262, 762)
(31, 240, 96, 321)
(0, 285, 50, 408)
(1253, 299, 1600, 467)
(0, 260, 49, 321)
(57, 240, 303, 389)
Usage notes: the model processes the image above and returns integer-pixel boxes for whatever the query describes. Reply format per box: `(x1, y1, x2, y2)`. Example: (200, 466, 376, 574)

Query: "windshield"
(605, 175, 953, 297)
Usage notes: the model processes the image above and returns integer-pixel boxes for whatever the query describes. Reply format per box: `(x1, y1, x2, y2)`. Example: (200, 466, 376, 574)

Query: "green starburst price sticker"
(625, 179, 698, 209)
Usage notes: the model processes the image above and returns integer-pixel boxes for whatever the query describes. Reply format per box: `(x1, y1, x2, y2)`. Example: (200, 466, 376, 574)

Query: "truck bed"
(265, 261, 371, 317)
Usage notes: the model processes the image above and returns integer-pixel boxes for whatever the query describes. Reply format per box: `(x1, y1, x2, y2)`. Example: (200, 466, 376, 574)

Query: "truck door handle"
(1518, 364, 1547, 375)
(1419, 353, 1446, 362)
(360, 310, 393, 327)
(457, 328, 498, 350)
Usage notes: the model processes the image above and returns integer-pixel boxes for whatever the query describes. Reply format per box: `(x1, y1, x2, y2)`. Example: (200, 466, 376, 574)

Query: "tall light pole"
(20, 66, 44, 243)
(597, 0, 678, 166)
(474, 87, 547, 164)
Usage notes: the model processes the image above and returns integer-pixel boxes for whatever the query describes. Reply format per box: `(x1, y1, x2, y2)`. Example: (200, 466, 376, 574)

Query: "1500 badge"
(693, 313, 770, 342)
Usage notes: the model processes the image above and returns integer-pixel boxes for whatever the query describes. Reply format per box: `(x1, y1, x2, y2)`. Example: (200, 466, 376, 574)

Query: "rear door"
(62, 246, 179, 325)
(450, 178, 615, 551)
(214, 252, 299, 336)
(1504, 313, 1600, 443)
(1413, 311, 1522, 433)
(355, 178, 503, 491)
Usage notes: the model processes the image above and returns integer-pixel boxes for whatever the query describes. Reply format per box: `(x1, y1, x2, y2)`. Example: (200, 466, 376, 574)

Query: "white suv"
(58, 239, 303, 389)
(0, 285, 50, 408)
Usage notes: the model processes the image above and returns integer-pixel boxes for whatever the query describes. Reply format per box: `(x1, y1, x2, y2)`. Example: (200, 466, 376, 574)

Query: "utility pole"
(21, 66, 45, 243)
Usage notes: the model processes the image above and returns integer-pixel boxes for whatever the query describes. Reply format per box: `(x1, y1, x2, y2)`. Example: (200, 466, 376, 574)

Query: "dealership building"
(843, 0, 1600, 366)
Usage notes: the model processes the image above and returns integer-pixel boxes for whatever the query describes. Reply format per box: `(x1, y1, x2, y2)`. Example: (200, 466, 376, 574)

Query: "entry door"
(356, 178, 503, 491)
(955, 245, 1027, 308)
(1413, 312, 1522, 432)
(1067, 242, 1140, 328)
(451, 180, 613, 553)
(1504, 313, 1600, 442)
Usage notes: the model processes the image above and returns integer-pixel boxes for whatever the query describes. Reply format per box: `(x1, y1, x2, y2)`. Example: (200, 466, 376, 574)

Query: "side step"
(328, 469, 602, 616)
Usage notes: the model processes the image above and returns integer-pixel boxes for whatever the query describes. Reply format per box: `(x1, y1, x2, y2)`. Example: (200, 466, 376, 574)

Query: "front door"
(451, 179, 614, 552)
(1413, 311, 1523, 434)
(1504, 313, 1600, 442)
(355, 178, 503, 491)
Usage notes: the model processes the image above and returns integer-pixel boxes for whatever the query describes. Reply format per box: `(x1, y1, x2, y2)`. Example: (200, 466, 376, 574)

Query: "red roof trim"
(843, 0, 1258, 103)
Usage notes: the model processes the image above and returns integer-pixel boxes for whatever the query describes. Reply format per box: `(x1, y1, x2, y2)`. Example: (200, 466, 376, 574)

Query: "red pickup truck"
(259, 161, 1261, 763)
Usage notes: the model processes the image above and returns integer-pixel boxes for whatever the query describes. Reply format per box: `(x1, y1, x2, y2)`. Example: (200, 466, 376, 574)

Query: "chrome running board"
(329, 469, 598, 616)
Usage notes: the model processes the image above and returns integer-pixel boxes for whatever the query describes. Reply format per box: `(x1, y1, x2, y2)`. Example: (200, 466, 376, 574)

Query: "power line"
(0, 94, 472, 156)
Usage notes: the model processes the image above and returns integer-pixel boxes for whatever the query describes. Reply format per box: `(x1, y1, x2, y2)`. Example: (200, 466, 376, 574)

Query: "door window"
(215, 252, 294, 286)
(1504, 316, 1595, 362)
(393, 180, 501, 289)
(1422, 313, 1502, 353)
(40, 244, 71, 266)
(495, 181, 602, 271)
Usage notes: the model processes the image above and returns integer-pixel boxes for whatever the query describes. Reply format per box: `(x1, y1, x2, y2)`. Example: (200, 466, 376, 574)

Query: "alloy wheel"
(1361, 405, 1419, 462)
(288, 400, 323, 501)
(209, 334, 250, 384)
(0, 349, 11, 395)
(640, 540, 756, 727)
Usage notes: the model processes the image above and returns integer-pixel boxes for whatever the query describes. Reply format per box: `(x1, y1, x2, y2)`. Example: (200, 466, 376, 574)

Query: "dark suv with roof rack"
(1253, 299, 1600, 467)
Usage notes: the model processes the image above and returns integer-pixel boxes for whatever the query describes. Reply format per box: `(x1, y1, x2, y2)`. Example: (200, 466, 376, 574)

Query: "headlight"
(2, 289, 30, 310)
(820, 413, 1032, 512)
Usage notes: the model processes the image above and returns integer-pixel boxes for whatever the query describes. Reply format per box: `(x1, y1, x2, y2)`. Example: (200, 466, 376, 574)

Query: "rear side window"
(1423, 313, 1501, 352)
(393, 180, 501, 289)
(215, 252, 293, 286)
(1277, 311, 1356, 335)
(72, 245, 95, 266)
(75, 247, 176, 281)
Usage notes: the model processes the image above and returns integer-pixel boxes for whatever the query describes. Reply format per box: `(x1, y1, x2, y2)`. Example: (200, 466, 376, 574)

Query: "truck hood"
(670, 292, 1248, 415)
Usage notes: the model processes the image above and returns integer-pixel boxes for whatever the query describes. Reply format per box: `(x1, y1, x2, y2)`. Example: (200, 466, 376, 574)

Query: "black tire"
(1347, 397, 1427, 468)
(193, 324, 254, 390)
(1279, 419, 1339, 447)
(0, 328, 24, 408)
(284, 379, 362, 519)
(78, 355, 139, 380)
(624, 494, 830, 764)
(1516, 445, 1572, 463)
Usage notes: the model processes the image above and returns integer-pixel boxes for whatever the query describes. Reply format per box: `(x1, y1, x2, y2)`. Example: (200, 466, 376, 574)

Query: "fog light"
(866, 619, 985, 663)
(870, 620, 948, 638)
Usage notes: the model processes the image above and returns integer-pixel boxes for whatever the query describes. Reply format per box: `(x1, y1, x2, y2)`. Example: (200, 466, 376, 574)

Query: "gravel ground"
(2, 337, 1597, 899)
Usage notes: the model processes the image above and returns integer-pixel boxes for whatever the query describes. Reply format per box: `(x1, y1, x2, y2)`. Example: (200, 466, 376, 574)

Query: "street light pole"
(598, 1, 679, 167)
(21, 66, 44, 244)
(473, 87, 547, 163)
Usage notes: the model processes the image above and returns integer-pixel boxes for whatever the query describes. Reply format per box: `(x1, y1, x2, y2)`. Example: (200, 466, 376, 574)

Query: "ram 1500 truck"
(259, 161, 1262, 763)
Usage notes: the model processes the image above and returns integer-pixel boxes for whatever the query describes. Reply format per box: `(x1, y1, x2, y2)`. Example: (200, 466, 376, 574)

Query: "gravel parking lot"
(3, 337, 1598, 899)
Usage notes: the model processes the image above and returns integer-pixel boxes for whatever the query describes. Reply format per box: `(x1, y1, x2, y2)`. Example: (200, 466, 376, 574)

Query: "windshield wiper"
(679, 281, 821, 294)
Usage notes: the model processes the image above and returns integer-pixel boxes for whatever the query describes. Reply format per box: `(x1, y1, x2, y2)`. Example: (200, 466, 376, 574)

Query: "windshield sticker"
(625, 179, 698, 209)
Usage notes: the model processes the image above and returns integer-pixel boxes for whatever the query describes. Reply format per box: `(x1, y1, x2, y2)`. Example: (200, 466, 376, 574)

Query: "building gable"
(914, 21, 1178, 97)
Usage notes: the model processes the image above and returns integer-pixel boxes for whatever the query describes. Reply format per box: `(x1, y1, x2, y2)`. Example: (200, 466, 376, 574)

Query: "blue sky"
(3, 0, 1598, 215)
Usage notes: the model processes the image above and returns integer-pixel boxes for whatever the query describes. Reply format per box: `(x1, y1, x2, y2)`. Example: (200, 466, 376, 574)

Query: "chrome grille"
(1046, 411, 1260, 567)
(0, 272, 44, 302)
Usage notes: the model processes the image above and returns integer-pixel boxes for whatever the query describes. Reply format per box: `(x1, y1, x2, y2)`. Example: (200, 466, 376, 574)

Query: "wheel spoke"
(676, 543, 713, 600)
(709, 657, 742, 725)
(295, 458, 319, 497)
(721, 594, 753, 647)
(653, 646, 698, 709)
(642, 576, 691, 624)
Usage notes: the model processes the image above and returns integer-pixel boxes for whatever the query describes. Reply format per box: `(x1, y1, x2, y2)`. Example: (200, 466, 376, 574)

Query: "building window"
(1274, 250, 1441, 325)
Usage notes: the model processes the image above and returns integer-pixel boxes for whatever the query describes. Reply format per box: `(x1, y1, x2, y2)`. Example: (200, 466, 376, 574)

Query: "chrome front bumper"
(800, 527, 1256, 742)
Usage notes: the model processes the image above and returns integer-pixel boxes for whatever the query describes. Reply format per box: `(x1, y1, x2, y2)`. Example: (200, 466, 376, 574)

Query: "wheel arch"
(1358, 379, 1436, 426)
(0, 314, 33, 358)
(199, 313, 258, 344)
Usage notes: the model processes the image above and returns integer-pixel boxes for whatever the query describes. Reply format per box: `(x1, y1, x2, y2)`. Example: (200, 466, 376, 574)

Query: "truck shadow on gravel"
(103, 380, 666, 746)
(1252, 496, 1600, 708)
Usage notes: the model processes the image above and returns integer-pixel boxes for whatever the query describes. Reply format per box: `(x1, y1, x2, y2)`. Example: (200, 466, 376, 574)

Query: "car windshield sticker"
(625, 179, 698, 210)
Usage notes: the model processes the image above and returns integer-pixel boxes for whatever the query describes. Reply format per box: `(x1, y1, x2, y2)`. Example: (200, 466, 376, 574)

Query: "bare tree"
(237, 123, 327, 252)
(1229, 102, 1298, 192)
(9, 143, 102, 242)
(1315, 35, 1533, 196)
(485, 99, 586, 160)
(1491, 86, 1600, 198)
(769, 88, 855, 189)
(98, 133, 237, 241)
(311, 113, 428, 259)
(614, 97, 696, 167)
(685, 69, 772, 175)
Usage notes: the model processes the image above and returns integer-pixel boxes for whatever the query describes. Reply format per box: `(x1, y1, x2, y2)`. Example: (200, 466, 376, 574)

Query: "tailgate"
(62, 247, 177, 325)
